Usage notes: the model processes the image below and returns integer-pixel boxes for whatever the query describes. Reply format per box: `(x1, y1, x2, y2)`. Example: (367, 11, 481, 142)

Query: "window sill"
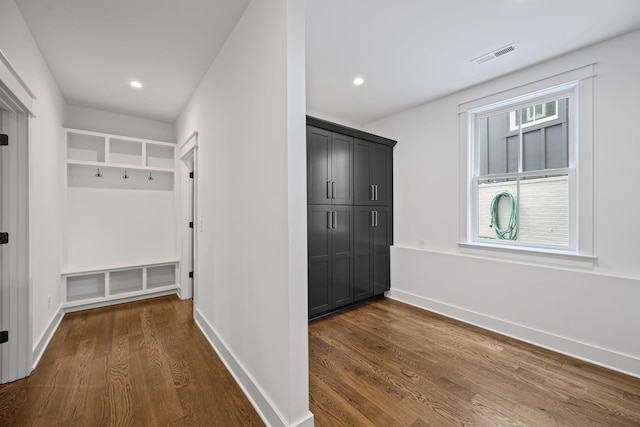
(457, 242, 597, 269)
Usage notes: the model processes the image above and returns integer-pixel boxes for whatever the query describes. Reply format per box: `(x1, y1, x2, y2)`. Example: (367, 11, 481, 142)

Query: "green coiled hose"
(490, 190, 517, 240)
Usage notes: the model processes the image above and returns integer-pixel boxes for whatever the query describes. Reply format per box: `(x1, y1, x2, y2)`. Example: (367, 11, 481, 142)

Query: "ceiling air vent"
(472, 43, 517, 64)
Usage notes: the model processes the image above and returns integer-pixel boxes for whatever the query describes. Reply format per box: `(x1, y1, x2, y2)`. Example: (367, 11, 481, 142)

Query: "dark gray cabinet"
(307, 205, 354, 318)
(307, 116, 396, 319)
(354, 139, 392, 206)
(354, 206, 391, 300)
(307, 126, 353, 205)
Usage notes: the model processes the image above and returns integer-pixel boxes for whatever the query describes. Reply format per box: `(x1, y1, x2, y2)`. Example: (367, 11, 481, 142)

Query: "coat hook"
(148, 172, 154, 181)
(123, 170, 129, 179)
(95, 168, 102, 178)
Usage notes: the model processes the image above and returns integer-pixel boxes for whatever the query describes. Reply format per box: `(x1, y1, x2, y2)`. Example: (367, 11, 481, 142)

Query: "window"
(469, 84, 577, 251)
(508, 100, 558, 131)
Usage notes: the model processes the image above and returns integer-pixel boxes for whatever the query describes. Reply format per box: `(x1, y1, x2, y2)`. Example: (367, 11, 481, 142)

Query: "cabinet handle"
(327, 211, 332, 229)
(332, 181, 336, 199)
(332, 211, 337, 229)
(375, 211, 379, 227)
(370, 211, 375, 227)
(370, 185, 375, 201)
(327, 181, 332, 199)
(374, 185, 378, 201)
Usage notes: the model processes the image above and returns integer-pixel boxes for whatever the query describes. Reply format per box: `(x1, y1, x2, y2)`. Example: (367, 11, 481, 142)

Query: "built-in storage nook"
(306, 116, 396, 319)
(62, 128, 179, 311)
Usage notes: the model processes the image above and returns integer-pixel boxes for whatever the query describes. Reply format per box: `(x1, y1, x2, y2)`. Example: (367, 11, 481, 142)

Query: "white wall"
(65, 104, 175, 142)
(65, 185, 176, 271)
(175, 1, 311, 426)
(364, 30, 640, 377)
(62, 106, 178, 272)
(0, 0, 66, 365)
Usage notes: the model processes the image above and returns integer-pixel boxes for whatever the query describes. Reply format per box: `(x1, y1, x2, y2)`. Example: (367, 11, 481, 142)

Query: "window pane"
(522, 98, 569, 171)
(518, 174, 569, 246)
(478, 110, 519, 175)
(477, 178, 518, 241)
(522, 100, 557, 126)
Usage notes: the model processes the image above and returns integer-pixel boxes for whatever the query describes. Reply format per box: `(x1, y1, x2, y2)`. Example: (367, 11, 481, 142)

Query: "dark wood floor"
(309, 298, 640, 426)
(0, 295, 264, 426)
(3, 295, 640, 426)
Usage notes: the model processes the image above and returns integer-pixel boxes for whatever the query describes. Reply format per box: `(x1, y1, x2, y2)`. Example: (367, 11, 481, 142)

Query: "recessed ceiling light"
(353, 77, 364, 86)
(130, 80, 142, 89)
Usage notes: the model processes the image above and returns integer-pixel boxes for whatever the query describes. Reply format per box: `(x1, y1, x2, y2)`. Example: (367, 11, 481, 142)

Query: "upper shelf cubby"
(146, 144, 174, 169)
(65, 129, 175, 173)
(67, 132, 106, 163)
(109, 138, 143, 166)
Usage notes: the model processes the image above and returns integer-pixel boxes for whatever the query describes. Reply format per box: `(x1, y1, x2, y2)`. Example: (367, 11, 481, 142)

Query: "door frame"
(178, 132, 198, 302)
(0, 50, 35, 383)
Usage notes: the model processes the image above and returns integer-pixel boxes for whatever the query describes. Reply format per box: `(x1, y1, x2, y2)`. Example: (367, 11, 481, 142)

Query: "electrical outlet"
(418, 240, 426, 249)
(48, 295, 51, 310)
(199, 220, 203, 232)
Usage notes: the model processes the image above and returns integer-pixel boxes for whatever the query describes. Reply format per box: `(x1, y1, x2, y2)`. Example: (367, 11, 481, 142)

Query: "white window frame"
(470, 86, 576, 251)
(457, 64, 596, 266)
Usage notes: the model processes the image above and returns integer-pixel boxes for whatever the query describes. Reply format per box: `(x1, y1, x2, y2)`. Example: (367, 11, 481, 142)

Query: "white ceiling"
(15, 0, 251, 122)
(306, 0, 640, 124)
(16, 0, 640, 125)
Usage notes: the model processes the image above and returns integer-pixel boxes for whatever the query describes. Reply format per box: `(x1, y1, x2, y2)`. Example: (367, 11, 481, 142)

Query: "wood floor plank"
(60, 338, 97, 422)
(5, 294, 639, 426)
(135, 308, 184, 424)
(0, 380, 24, 426)
(309, 298, 640, 426)
(309, 356, 413, 426)
(106, 334, 134, 426)
(83, 355, 110, 426)
(0, 295, 264, 426)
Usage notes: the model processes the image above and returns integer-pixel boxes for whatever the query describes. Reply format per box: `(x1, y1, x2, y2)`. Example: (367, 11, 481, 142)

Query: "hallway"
(0, 296, 263, 426)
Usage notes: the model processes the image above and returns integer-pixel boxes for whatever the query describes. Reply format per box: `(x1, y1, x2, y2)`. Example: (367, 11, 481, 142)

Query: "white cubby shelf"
(63, 128, 179, 310)
(65, 128, 176, 175)
(62, 261, 180, 310)
(67, 159, 173, 173)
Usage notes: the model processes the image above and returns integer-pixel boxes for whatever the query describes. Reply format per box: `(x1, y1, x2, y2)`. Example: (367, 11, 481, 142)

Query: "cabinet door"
(354, 207, 374, 301)
(307, 126, 354, 206)
(355, 207, 391, 299)
(354, 139, 373, 205)
(373, 207, 391, 295)
(331, 133, 354, 205)
(307, 127, 332, 204)
(354, 139, 392, 206)
(331, 206, 354, 308)
(308, 205, 332, 317)
(370, 144, 392, 206)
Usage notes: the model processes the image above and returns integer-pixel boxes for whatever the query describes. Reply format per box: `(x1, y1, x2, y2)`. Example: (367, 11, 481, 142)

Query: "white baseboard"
(31, 306, 64, 370)
(291, 413, 315, 427)
(387, 288, 640, 379)
(194, 308, 314, 427)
